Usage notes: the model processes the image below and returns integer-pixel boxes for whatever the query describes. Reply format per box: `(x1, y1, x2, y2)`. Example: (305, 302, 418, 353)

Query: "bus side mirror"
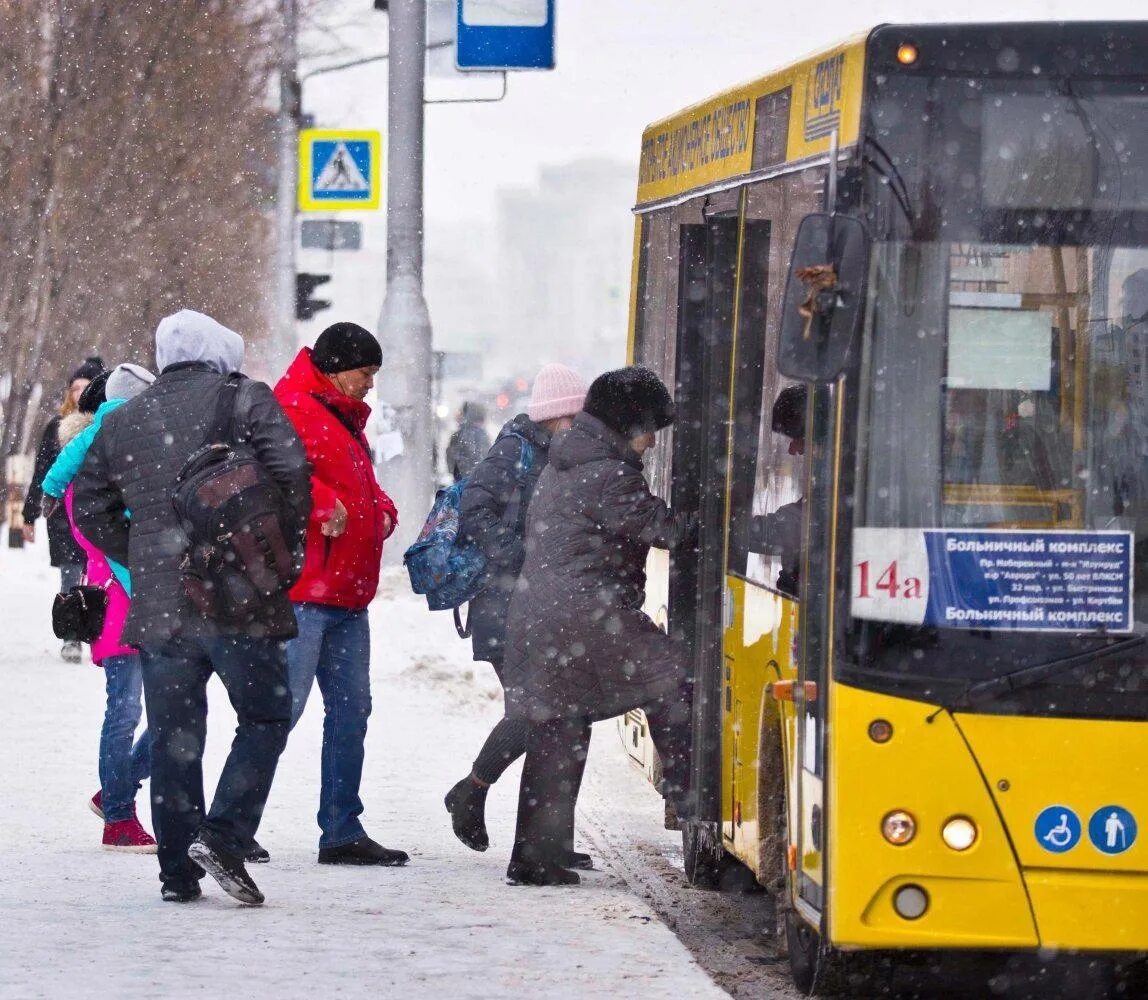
(778, 212, 869, 382)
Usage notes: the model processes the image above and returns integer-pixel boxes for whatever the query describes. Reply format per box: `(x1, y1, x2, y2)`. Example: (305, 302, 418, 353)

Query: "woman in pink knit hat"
(444, 363, 588, 858)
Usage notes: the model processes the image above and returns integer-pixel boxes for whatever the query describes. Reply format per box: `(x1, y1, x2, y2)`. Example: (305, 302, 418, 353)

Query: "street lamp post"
(274, 0, 300, 371)
(376, 0, 434, 556)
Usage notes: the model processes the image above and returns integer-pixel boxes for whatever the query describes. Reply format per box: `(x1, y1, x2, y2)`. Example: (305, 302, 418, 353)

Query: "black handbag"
(52, 583, 110, 643)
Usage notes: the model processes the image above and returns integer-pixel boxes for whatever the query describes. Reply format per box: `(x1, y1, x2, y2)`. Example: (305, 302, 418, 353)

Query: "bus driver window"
(748, 384, 807, 597)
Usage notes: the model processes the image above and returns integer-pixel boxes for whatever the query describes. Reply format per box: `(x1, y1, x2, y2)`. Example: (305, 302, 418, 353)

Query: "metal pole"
(274, 0, 300, 371)
(377, 0, 433, 558)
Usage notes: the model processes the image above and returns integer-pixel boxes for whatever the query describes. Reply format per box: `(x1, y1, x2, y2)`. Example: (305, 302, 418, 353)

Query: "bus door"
(721, 171, 828, 898)
(669, 192, 739, 827)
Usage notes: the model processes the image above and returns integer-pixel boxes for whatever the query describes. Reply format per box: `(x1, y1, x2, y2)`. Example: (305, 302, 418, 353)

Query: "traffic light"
(373, 1, 388, 10)
(295, 272, 331, 321)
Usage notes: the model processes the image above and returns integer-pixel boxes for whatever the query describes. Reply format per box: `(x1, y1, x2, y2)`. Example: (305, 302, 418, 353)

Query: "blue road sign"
(298, 130, 381, 212)
(1088, 806, 1137, 855)
(456, 0, 555, 71)
(1034, 805, 1081, 853)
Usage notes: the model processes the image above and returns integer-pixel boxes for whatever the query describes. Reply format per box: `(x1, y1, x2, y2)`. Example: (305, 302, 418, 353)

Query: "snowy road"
(0, 538, 794, 999)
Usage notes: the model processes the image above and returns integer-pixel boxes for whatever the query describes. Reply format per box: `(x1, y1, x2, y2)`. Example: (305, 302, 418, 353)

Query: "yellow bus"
(622, 21, 1148, 993)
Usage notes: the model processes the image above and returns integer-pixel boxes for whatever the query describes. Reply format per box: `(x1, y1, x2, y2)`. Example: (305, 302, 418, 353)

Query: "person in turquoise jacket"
(42, 363, 155, 594)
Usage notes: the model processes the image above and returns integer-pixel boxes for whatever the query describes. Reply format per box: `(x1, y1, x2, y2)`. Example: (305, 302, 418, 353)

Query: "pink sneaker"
(89, 791, 104, 820)
(102, 816, 157, 853)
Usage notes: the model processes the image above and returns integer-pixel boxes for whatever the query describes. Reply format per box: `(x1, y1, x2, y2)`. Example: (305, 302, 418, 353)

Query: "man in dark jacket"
(445, 401, 491, 481)
(443, 363, 587, 855)
(500, 366, 695, 886)
(74, 309, 311, 906)
(22, 356, 105, 661)
(273, 322, 406, 867)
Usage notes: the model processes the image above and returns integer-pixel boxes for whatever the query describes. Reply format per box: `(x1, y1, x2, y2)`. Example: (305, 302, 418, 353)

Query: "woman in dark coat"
(22, 356, 105, 661)
(500, 366, 696, 886)
(444, 364, 588, 854)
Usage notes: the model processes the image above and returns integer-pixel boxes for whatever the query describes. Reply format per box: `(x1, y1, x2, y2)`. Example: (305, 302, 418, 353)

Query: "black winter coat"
(502, 412, 694, 724)
(73, 363, 312, 647)
(446, 420, 491, 482)
(22, 416, 84, 568)
(459, 414, 551, 665)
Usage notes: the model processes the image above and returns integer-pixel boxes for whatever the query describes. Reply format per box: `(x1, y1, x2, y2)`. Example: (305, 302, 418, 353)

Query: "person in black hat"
(22, 356, 107, 662)
(498, 365, 696, 885)
(749, 384, 807, 597)
(272, 322, 407, 867)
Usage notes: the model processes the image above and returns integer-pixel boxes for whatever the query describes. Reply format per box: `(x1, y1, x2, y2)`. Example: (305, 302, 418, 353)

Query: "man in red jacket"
(274, 322, 407, 866)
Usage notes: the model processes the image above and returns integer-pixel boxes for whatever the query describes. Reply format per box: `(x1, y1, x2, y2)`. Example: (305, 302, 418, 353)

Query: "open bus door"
(664, 196, 739, 879)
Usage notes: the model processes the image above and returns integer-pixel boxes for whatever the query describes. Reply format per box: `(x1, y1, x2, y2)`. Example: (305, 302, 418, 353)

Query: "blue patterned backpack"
(404, 434, 533, 632)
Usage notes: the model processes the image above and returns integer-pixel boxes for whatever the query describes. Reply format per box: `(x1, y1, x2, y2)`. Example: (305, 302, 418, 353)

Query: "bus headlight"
(941, 816, 978, 851)
(882, 810, 916, 845)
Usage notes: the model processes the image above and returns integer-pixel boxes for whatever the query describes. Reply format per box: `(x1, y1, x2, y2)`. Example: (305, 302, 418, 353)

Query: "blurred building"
(495, 158, 635, 380)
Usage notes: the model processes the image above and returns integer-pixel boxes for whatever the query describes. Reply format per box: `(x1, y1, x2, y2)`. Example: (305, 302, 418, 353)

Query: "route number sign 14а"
(298, 130, 382, 212)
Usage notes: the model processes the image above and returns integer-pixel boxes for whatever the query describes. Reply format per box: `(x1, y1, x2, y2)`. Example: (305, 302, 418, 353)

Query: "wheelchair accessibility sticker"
(1088, 806, 1137, 855)
(1035, 805, 1081, 853)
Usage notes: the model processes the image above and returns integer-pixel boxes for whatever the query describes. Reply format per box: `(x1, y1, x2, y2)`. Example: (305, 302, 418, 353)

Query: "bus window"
(729, 171, 825, 593)
(858, 240, 1148, 560)
(632, 207, 677, 501)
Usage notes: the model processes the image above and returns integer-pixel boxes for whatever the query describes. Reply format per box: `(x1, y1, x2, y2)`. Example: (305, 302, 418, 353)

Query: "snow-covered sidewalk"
(0, 538, 724, 999)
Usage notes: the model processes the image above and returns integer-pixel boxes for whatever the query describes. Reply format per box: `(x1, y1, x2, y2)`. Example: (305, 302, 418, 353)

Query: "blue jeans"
(140, 636, 291, 885)
(286, 604, 372, 849)
(99, 654, 152, 822)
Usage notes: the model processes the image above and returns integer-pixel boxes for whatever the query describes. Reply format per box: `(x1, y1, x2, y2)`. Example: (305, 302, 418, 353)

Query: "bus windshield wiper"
(862, 135, 915, 224)
(960, 635, 1146, 708)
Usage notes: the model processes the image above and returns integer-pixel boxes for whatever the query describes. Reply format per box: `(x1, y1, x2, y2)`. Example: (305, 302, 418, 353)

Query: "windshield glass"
(849, 239, 1148, 712)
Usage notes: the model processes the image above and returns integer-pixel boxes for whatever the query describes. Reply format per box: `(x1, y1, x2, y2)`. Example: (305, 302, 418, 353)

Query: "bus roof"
(636, 32, 869, 209)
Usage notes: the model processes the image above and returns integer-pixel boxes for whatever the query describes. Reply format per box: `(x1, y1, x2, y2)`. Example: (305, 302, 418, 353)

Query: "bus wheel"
(681, 820, 724, 888)
(785, 909, 822, 994)
(785, 911, 891, 996)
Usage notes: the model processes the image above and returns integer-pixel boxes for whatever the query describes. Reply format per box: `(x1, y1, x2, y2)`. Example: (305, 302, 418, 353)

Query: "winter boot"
(89, 791, 104, 820)
(444, 775, 490, 852)
(564, 851, 593, 870)
(161, 881, 202, 903)
(61, 641, 82, 663)
(506, 859, 580, 886)
(102, 816, 158, 853)
(187, 832, 264, 905)
(245, 840, 270, 864)
(317, 836, 409, 867)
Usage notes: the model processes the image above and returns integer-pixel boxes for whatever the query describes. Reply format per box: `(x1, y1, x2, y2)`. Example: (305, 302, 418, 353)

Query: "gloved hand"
(41, 496, 61, 521)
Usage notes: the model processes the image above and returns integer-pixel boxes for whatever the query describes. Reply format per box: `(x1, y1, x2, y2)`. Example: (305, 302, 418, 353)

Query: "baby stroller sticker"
(1035, 805, 1081, 853)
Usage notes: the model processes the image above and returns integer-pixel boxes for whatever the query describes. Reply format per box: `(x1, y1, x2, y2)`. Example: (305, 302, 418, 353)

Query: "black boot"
(564, 851, 593, 870)
(506, 859, 580, 886)
(318, 836, 409, 866)
(187, 832, 264, 906)
(245, 840, 270, 864)
(160, 880, 202, 903)
(444, 776, 490, 852)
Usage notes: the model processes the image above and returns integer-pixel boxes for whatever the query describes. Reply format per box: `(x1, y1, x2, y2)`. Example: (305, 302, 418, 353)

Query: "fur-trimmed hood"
(57, 411, 94, 448)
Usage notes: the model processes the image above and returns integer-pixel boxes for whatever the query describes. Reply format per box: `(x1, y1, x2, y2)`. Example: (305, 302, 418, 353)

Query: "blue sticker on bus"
(1088, 806, 1137, 855)
(852, 528, 1134, 633)
(1035, 805, 1081, 853)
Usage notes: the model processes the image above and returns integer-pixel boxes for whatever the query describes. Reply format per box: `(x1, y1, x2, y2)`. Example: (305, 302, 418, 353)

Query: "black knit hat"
(71, 356, 105, 383)
(583, 366, 675, 438)
(311, 322, 382, 375)
(771, 384, 807, 440)
(77, 368, 112, 414)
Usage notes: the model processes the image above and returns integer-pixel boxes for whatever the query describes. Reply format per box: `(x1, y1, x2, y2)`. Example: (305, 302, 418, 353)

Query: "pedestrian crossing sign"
(298, 129, 382, 212)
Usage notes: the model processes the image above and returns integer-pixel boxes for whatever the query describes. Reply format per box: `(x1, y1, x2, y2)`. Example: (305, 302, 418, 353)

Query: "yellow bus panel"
(828, 685, 1037, 948)
(635, 36, 866, 207)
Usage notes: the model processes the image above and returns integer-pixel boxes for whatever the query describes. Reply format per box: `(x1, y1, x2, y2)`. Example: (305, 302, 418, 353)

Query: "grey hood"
(155, 309, 244, 375)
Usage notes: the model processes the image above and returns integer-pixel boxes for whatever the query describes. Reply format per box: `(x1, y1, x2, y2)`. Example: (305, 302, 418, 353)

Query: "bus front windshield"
(848, 71, 1148, 717)
(851, 240, 1148, 714)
